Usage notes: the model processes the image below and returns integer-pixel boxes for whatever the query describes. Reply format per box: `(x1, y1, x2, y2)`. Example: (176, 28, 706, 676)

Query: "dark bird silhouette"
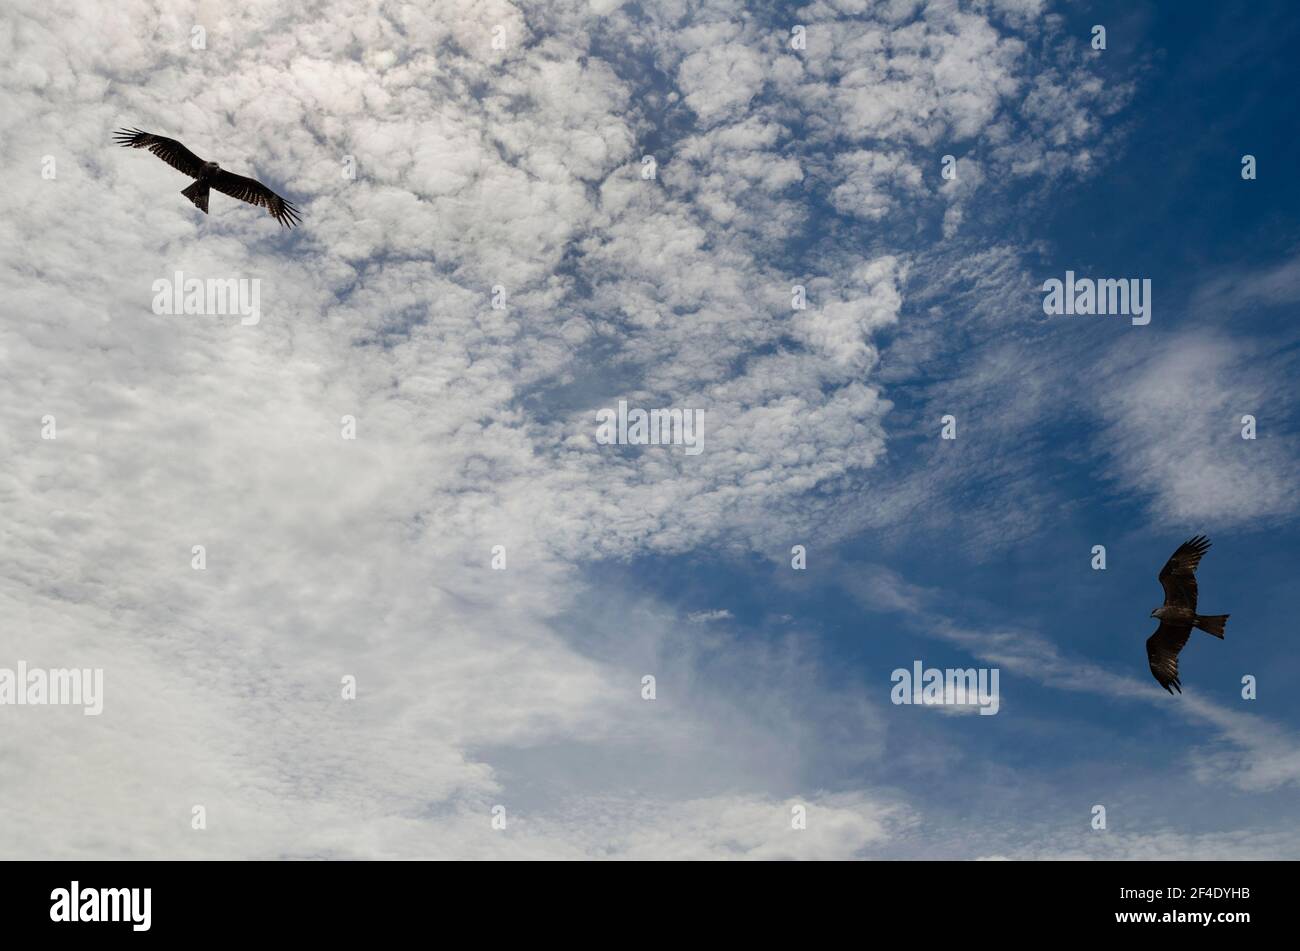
(1146, 535, 1230, 693)
(114, 129, 301, 228)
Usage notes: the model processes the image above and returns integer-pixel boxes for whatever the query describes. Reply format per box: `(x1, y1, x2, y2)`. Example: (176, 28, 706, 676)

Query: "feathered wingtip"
(274, 198, 303, 229)
(113, 127, 150, 148)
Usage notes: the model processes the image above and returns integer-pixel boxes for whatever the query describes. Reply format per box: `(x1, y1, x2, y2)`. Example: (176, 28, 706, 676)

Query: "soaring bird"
(1146, 535, 1230, 693)
(113, 128, 301, 228)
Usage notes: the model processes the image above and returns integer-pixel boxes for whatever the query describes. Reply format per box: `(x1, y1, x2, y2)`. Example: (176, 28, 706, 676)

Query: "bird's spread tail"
(181, 180, 209, 214)
(1195, 614, 1229, 638)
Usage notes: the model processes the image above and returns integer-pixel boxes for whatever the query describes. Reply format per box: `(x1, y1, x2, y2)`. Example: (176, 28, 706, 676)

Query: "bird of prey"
(113, 128, 301, 228)
(1146, 535, 1230, 693)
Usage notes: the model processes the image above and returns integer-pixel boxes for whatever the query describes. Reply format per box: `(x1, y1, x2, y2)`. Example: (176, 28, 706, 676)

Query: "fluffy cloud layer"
(2, 0, 1290, 859)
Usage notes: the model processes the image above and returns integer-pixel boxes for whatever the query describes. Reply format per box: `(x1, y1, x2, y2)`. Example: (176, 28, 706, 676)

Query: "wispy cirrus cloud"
(848, 563, 1300, 794)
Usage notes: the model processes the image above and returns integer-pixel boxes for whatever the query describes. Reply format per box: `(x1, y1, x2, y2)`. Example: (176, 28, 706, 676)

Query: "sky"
(1, 0, 1298, 859)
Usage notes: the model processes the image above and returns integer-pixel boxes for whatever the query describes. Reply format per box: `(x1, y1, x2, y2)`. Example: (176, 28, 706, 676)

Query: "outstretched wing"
(1146, 621, 1192, 694)
(209, 169, 302, 228)
(1158, 534, 1211, 611)
(113, 128, 206, 178)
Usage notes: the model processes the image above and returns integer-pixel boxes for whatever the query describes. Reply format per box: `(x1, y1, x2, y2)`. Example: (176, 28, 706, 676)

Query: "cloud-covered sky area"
(2, 0, 1298, 859)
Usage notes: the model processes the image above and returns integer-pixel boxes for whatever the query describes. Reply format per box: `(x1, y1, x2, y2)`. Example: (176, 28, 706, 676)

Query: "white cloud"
(1092, 333, 1298, 526)
(1, 0, 1225, 860)
(687, 609, 734, 623)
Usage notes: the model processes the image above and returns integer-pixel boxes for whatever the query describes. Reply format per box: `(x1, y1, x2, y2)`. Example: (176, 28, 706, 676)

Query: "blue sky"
(543, 0, 1300, 855)
(2, 0, 1298, 858)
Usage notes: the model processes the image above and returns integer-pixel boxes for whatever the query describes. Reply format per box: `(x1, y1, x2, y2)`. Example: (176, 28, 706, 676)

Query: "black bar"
(0, 860, 1281, 938)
